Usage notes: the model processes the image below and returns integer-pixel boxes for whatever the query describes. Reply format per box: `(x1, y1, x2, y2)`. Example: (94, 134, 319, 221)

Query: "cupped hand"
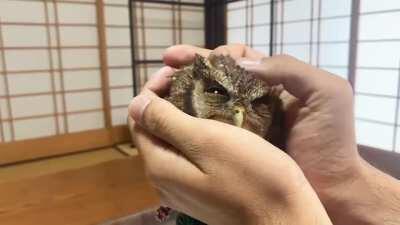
(128, 64, 332, 225)
(161, 44, 363, 223)
(163, 44, 360, 189)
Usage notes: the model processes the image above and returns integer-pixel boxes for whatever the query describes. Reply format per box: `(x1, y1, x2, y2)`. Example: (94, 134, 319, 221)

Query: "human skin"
(128, 57, 332, 224)
(129, 44, 400, 225)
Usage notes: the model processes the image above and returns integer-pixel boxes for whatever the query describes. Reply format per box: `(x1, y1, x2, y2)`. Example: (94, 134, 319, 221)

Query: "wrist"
(321, 158, 400, 225)
(247, 166, 332, 225)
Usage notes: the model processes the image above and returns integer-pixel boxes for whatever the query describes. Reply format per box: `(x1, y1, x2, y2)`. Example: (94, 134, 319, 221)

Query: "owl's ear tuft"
(193, 54, 209, 79)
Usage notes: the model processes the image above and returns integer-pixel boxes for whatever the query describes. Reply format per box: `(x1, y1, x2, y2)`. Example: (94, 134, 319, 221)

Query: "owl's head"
(167, 54, 285, 147)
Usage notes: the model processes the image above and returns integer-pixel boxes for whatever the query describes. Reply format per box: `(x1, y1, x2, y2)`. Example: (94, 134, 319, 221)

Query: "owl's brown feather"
(165, 54, 285, 149)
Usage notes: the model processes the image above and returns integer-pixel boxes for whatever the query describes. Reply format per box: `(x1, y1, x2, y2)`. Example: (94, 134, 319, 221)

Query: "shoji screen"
(0, 0, 114, 165)
(227, 0, 272, 56)
(227, 0, 400, 153)
(130, 0, 205, 93)
(0, 0, 104, 142)
(354, 0, 400, 152)
(227, 0, 351, 79)
(274, 0, 351, 80)
(104, 1, 134, 127)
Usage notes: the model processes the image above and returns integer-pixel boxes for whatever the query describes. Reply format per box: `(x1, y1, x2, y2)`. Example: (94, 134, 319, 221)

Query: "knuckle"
(328, 76, 353, 97)
(262, 54, 298, 71)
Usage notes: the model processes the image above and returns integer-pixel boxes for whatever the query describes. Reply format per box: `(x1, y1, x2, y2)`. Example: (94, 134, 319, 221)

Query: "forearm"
(323, 159, 400, 225)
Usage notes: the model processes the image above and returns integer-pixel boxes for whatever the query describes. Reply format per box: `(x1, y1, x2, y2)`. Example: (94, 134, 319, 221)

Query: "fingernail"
(129, 94, 152, 124)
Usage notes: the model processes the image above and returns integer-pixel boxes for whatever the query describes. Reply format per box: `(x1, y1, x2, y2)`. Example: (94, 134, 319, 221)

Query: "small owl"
(165, 54, 285, 148)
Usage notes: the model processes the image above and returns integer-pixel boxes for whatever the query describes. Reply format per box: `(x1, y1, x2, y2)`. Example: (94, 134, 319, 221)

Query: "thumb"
(238, 55, 338, 103)
(128, 89, 205, 159)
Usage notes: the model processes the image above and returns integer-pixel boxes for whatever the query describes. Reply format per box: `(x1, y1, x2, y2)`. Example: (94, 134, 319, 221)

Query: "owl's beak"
(233, 106, 245, 128)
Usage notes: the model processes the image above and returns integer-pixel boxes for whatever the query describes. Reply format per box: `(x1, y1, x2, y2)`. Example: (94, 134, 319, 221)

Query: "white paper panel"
(227, 1, 245, 10)
(8, 73, 52, 95)
(138, 48, 165, 61)
(2, 122, 12, 142)
(14, 117, 56, 140)
(61, 49, 100, 68)
(56, 116, 65, 134)
(357, 42, 400, 68)
(227, 9, 246, 28)
(359, 12, 400, 40)
(145, 29, 174, 46)
(65, 91, 103, 112)
(109, 68, 133, 87)
(112, 107, 128, 126)
(68, 111, 104, 132)
(0, 51, 3, 70)
(283, 22, 310, 43)
(55, 94, 64, 114)
(182, 30, 204, 46)
(253, 4, 270, 25)
(0, 76, 5, 96)
(105, 6, 129, 25)
(64, 70, 101, 90)
(60, 27, 98, 46)
(360, 0, 400, 13)
(0, 1, 45, 23)
(3, 26, 47, 47)
(320, 0, 351, 17)
(104, 0, 127, 4)
(106, 27, 130, 46)
(143, 7, 172, 27)
(181, 9, 204, 28)
(5, 50, 50, 71)
(355, 69, 399, 96)
(57, 3, 96, 24)
(283, 0, 311, 21)
(110, 88, 133, 107)
(227, 28, 246, 44)
(11, 95, 54, 118)
(356, 120, 393, 151)
(319, 43, 349, 66)
(252, 25, 270, 45)
(355, 95, 396, 123)
(107, 49, 132, 67)
(320, 17, 350, 42)
(0, 99, 9, 120)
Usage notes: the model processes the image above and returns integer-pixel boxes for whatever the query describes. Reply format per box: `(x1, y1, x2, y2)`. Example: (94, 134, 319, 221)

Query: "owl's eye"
(205, 83, 229, 97)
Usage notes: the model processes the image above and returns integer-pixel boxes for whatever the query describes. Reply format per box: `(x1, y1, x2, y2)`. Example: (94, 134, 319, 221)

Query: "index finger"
(213, 44, 265, 60)
(163, 44, 266, 68)
(163, 45, 211, 68)
(239, 55, 353, 103)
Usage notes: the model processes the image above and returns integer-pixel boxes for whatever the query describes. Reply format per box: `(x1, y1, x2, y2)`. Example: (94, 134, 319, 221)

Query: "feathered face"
(166, 54, 284, 147)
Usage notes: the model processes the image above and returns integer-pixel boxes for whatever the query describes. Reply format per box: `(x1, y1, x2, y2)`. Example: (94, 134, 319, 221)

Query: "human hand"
(162, 44, 359, 191)
(161, 44, 400, 225)
(128, 66, 332, 225)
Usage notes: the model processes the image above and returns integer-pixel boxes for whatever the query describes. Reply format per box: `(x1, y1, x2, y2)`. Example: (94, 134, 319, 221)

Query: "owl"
(165, 54, 285, 148)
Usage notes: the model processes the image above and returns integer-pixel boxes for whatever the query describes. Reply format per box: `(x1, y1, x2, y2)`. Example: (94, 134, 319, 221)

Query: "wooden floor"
(0, 144, 159, 225)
